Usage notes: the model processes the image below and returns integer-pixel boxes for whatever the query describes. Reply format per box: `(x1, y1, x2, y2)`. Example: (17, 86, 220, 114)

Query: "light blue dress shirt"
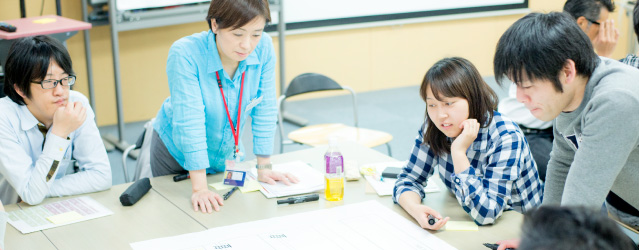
(154, 30, 277, 173)
(0, 91, 112, 205)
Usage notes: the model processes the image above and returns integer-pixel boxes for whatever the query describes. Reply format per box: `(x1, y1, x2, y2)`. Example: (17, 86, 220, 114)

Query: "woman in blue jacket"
(151, 0, 298, 213)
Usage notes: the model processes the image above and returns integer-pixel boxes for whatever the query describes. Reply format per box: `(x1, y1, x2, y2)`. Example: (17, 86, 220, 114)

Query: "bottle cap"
(328, 136, 338, 147)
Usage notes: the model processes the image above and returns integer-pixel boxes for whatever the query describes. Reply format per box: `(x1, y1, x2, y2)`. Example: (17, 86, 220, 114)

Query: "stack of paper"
(362, 161, 441, 196)
(251, 161, 324, 198)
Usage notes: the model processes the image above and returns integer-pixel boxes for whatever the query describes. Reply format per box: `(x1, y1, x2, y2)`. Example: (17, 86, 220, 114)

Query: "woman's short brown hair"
(206, 0, 271, 30)
(420, 57, 498, 156)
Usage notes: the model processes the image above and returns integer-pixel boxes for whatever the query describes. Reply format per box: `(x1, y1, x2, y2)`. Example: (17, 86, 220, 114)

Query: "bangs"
(209, 0, 271, 30)
(421, 61, 469, 102)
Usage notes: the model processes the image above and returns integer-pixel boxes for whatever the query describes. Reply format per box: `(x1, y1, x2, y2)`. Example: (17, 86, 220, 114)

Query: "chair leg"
(385, 142, 392, 157)
(280, 140, 284, 154)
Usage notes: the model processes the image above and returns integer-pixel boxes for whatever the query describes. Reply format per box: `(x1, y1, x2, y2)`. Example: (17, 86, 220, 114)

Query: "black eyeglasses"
(31, 75, 76, 89)
(586, 18, 601, 26)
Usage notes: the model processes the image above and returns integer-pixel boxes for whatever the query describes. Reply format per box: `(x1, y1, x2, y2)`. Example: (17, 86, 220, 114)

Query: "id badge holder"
(223, 155, 248, 187)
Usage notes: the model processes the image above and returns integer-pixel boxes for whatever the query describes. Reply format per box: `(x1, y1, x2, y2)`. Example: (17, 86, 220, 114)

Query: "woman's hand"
(451, 119, 480, 153)
(191, 189, 224, 213)
(406, 203, 450, 230)
(258, 169, 300, 185)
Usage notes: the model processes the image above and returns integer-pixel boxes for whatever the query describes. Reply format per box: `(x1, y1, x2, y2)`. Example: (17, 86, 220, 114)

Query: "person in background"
(497, 0, 618, 182)
(151, 0, 298, 214)
(393, 57, 543, 228)
(620, 1, 639, 68)
(564, 0, 619, 58)
(0, 35, 112, 205)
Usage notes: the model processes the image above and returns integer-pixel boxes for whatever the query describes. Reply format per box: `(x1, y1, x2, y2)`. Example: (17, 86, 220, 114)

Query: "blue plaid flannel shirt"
(393, 111, 543, 225)
(621, 54, 639, 69)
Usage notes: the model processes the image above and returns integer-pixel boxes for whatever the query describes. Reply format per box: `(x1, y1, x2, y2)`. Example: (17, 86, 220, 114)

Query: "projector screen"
(115, 0, 528, 31)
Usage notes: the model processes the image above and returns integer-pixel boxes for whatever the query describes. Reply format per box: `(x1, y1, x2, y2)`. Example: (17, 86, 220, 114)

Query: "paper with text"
(7, 196, 113, 234)
(131, 200, 458, 250)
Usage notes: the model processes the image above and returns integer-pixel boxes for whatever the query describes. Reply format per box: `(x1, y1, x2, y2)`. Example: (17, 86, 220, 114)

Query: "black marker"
(428, 214, 437, 225)
(277, 194, 319, 205)
(173, 173, 190, 182)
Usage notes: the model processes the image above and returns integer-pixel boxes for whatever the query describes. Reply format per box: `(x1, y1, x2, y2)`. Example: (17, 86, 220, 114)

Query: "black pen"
(277, 194, 319, 205)
(223, 186, 239, 200)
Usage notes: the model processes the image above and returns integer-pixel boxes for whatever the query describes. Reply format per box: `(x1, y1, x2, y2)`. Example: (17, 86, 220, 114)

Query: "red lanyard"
(216, 70, 246, 158)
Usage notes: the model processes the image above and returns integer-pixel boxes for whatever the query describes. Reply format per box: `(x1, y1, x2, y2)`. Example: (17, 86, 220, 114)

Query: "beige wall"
(1, 0, 632, 126)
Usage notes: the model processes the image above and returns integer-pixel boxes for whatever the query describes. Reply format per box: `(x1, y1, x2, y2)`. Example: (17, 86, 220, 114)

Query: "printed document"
(7, 196, 113, 234)
(252, 161, 324, 198)
(131, 200, 458, 250)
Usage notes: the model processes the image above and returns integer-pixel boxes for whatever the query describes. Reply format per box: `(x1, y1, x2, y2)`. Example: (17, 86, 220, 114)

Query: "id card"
(223, 160, 249, 187)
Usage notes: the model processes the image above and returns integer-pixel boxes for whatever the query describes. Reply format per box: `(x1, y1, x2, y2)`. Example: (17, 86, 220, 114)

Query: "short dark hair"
(494, 12, 599, 92)
(563, 0, 616, 21)
(518, 206, 636, 250)
(634, 1, 639, 40)
(420, 57, 498, 156)
(3, 35, 74, 105)
(206, 0, 271, 30)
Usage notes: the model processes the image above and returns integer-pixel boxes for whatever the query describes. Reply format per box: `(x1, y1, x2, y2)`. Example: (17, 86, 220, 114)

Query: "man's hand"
(593, 19, 619, 58)
(406, 203, 450, 230)
(451, 119, 479, 153)
(191, 189, 224, 213)
(257, 169, 300, 185)
(496, 238, 520, 250)
(50, 101, 86, 138)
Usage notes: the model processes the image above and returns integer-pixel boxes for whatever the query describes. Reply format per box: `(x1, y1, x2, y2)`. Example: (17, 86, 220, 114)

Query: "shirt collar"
(18, 104, 40, 131)
(207, 31, 224, 74)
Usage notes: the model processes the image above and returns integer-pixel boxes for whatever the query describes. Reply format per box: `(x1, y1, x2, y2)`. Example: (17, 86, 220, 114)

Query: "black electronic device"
(381, 167, 402, 179)
(0, 22, 17, 32)
(119, 178, 152, 206)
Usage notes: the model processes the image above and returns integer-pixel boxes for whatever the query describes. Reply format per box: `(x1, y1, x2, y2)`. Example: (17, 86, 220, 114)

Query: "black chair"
(277, 73, 392, 155)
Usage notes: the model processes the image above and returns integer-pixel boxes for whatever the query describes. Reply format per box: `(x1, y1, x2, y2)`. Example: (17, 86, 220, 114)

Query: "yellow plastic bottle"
(324, 138, 344, 201)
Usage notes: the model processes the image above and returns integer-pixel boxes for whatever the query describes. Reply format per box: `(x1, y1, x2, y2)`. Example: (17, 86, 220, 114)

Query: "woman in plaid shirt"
(393, 57, 543, 228)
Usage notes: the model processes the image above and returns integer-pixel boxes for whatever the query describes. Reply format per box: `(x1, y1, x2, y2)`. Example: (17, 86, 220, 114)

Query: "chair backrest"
(284, 73, 343, 98)
(277, 73, 359, 153)
(133, 119, 155, 181)
(122, 119, 155, 183)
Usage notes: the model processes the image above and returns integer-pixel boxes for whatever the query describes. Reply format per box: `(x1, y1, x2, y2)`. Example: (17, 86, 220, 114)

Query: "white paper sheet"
(7, 196, 113, 234)
(362, 161, 441, 196)
(252, 161, 324, 198)
(131, 200, 458, 250)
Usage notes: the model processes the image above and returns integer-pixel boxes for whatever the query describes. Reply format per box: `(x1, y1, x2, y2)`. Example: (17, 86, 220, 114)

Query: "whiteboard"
(115, 0, 527, 30)
(286, 0, 525, 23)
(116, 0, 209, 11)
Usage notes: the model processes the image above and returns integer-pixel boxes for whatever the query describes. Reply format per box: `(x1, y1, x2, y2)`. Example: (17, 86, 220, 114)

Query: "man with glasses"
(564, 0, 619, 58)
(0, 35, 111, 205)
